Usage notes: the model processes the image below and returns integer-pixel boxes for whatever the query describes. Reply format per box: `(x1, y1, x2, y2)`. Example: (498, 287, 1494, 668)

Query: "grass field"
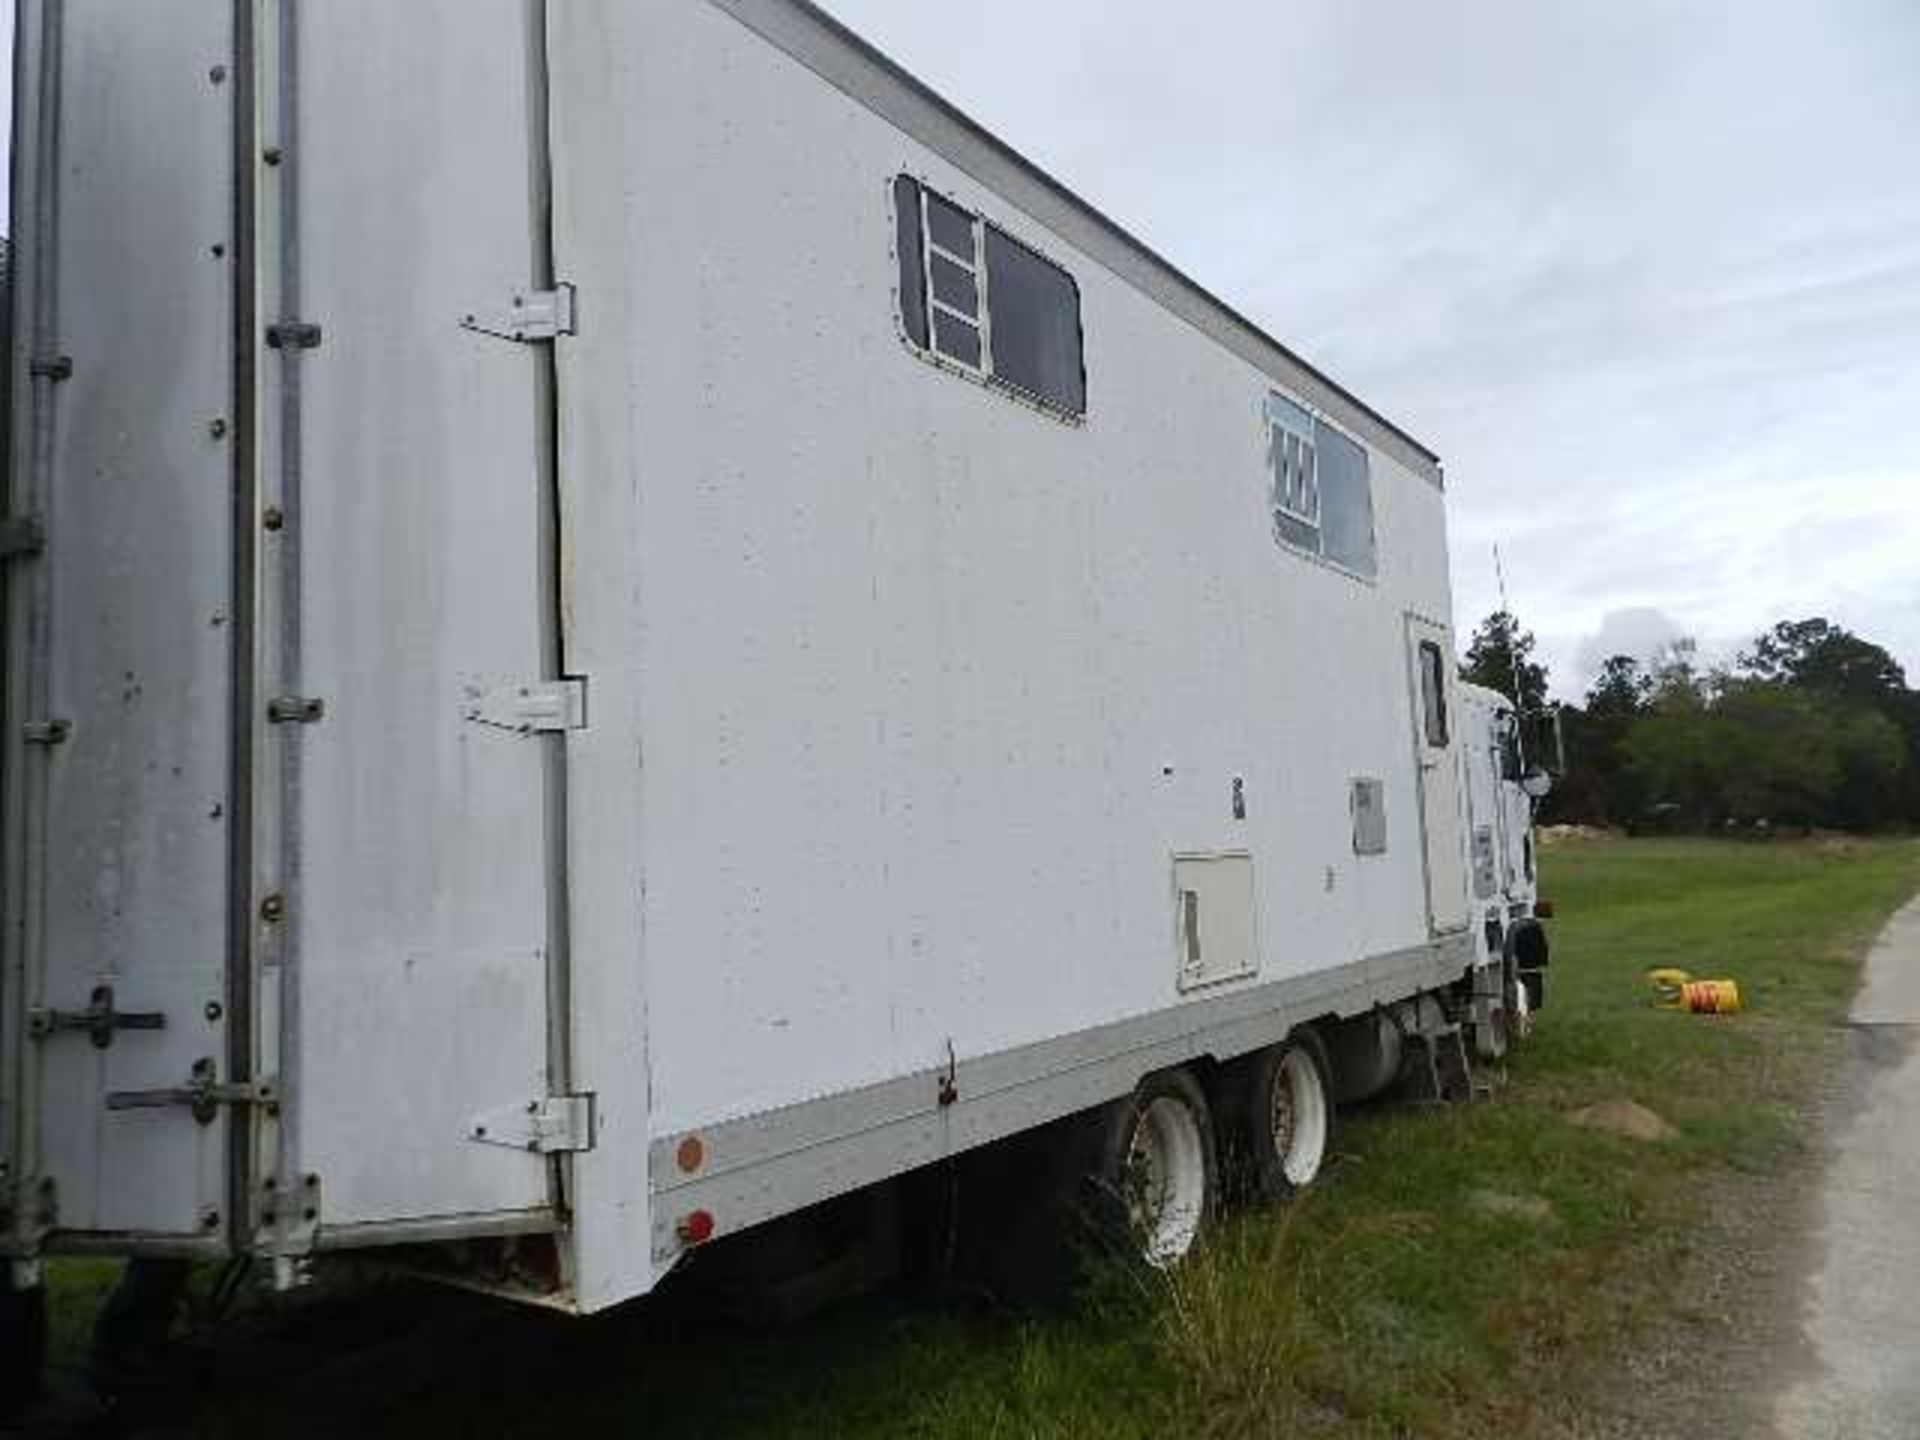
(41, 836, 1920, 1437)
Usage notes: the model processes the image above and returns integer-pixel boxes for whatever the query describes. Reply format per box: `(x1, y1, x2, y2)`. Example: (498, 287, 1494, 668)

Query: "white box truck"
(0, 0, 1553, 1329)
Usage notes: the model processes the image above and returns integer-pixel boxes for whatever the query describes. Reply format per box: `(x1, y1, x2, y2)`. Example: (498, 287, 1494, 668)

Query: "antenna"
(1493, 542, 1526, 711)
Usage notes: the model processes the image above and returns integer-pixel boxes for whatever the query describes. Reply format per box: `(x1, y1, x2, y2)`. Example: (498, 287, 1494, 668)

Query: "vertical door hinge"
(266, 319, 324, 351)
(0, 516, 45, 559)
(460, 677, 587, 735)
(459, 282, 577, 344)
(267, 696, 325, 725)
(468, 1093, 595, 1154)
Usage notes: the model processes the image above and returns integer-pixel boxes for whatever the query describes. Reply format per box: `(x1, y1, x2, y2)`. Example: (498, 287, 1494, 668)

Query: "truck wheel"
(1242, 1034, 1333, 1202)
(1474, 963, 1516, 1063)
(0, 1278, 48, 1419)
(1096, 1068, 1216, 1269)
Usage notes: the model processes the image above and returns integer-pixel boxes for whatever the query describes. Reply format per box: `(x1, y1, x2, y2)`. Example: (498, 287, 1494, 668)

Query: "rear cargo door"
(2, 0, 242, 1251)
(1406, 616, 1470, 936)
(264, 0, 573, 1233)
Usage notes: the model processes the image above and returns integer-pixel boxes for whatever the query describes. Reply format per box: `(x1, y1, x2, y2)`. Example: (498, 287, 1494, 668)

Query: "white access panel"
(2, 0, 236, 1243)
(270, 0, 558, 1229)
(1173, 854, 1260, 991)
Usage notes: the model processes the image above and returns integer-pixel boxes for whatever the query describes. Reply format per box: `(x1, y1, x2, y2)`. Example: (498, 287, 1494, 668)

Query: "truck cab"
(1457, 682, 1553, 1052)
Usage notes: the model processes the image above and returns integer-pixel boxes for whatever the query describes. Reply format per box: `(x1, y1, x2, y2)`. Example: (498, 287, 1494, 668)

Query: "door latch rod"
(106, 1059, 275, 1127)
(28, 985, 166, 1050)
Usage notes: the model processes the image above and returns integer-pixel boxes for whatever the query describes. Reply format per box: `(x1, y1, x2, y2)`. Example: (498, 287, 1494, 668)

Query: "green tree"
(1739, 618, 1907, 704)
(1573, 655, 1651, 824)
(1739, 617, 1916, 826)
(1461, 610, 1549, 714)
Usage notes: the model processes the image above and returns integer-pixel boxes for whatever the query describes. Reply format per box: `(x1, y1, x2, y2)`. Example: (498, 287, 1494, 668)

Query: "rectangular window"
(1265, 392, 1376, 578)
(1419, 640, 1450, 747)
(894, 176, 1086, 418)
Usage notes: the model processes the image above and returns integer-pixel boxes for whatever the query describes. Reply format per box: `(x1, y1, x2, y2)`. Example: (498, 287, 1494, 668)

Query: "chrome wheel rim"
(1124, 1096, 1207, 1267)
(1272, 1048, 1329, 1187)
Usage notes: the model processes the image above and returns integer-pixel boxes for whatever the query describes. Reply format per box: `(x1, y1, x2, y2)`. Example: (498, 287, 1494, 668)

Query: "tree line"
(1459, 613, 1920, 833)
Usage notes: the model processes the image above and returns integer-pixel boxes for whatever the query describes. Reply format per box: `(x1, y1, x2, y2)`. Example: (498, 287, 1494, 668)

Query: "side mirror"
(1520, 769, 1554, 801)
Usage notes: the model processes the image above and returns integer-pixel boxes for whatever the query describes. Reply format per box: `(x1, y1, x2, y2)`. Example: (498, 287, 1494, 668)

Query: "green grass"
(44, 837, 1920, 1437)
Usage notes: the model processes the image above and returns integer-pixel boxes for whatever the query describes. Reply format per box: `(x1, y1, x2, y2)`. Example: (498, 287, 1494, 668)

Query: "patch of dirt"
(1566, 1099, 1678, 1143)
(1469, 1190, 1557, 1225)
(1539, 825, 1618, 845)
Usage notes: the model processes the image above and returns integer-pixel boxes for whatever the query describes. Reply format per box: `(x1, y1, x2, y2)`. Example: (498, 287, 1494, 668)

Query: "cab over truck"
(0, 0, 1552, 1382)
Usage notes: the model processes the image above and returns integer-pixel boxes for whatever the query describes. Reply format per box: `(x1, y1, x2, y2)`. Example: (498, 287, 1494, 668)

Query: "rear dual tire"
(1095, 1034, 1334, 1272)
(1096, 1068, 1219, 1270)
(1236, 1033, 1334, 1204)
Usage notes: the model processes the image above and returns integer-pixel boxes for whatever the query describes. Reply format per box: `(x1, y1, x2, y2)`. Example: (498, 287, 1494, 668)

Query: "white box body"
(2, 0, 1496, 1313)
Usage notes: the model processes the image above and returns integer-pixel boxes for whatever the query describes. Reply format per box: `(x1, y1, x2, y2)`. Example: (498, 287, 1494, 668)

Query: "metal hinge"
(267, 695, 325, 725)
(0, 516, 45, 559)
(106, 1059, 276, 1127)
(468, 1093, 595, 1155)
(22, 719, 70, 746)
(461, 677, 587, 735)
(28, 985, 166, 1049)
(460, 282, 577, 344)
(266, 319, 323, 350)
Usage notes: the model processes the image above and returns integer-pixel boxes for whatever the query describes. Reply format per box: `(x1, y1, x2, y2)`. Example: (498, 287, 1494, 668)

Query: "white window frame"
(921, 189, 992, 375)
(1267, 392, 1321, 533)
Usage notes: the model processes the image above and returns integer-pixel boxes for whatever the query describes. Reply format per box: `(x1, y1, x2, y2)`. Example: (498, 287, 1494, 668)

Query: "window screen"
(1419, 641, 1450, 747)
(984, 228, 1086, 414)
(1266, 392, 1376, 579)
(893, 176, 1086, 418)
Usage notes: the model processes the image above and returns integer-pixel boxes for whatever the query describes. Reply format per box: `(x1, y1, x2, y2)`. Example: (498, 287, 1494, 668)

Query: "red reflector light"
(676, 1209, 716, 1247)
(1534, 899, 1555, 919)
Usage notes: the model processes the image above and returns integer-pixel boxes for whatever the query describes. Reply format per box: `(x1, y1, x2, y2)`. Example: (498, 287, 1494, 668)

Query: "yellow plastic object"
(1645, 968, 1740, 1014)
(1681, 979, 1742, 1015)
(1646, 968, 1692, 1007)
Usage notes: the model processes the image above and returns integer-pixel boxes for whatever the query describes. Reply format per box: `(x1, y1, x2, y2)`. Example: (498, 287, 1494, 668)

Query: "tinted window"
(892, 175, 1086, 419)
(1419, 641, 1450, 747)
(1314, 420, 1376, 578)
(926, 193, 977, 260)
(984, 227, 1086, 415)
(893, 175, 928, 348)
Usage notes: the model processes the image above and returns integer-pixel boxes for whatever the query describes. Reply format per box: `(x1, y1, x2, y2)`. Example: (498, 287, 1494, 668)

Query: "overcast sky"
(2, 5, 1914, 697)
(817, 0, 1920, 697)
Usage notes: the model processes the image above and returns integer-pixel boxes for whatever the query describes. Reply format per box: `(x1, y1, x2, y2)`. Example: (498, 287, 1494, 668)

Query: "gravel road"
(1772, 895, 1920, 1437)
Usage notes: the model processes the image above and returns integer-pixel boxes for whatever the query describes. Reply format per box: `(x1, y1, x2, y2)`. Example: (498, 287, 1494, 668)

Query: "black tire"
(0, 1279, 48, 1420)
(1090, 1067, 1218, 1270)
(1473, 956, 1526, 1062)
(1237, 1033, 1334, 1204)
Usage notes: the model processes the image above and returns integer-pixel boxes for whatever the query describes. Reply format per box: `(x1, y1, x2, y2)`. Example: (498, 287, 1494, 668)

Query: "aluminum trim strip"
(647, 935, 1473, 1260)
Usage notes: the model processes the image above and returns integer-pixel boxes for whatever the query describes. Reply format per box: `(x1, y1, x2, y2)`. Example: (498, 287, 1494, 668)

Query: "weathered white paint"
(2, 0, 236, 1244)
(4, 0, 1516, 1314)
